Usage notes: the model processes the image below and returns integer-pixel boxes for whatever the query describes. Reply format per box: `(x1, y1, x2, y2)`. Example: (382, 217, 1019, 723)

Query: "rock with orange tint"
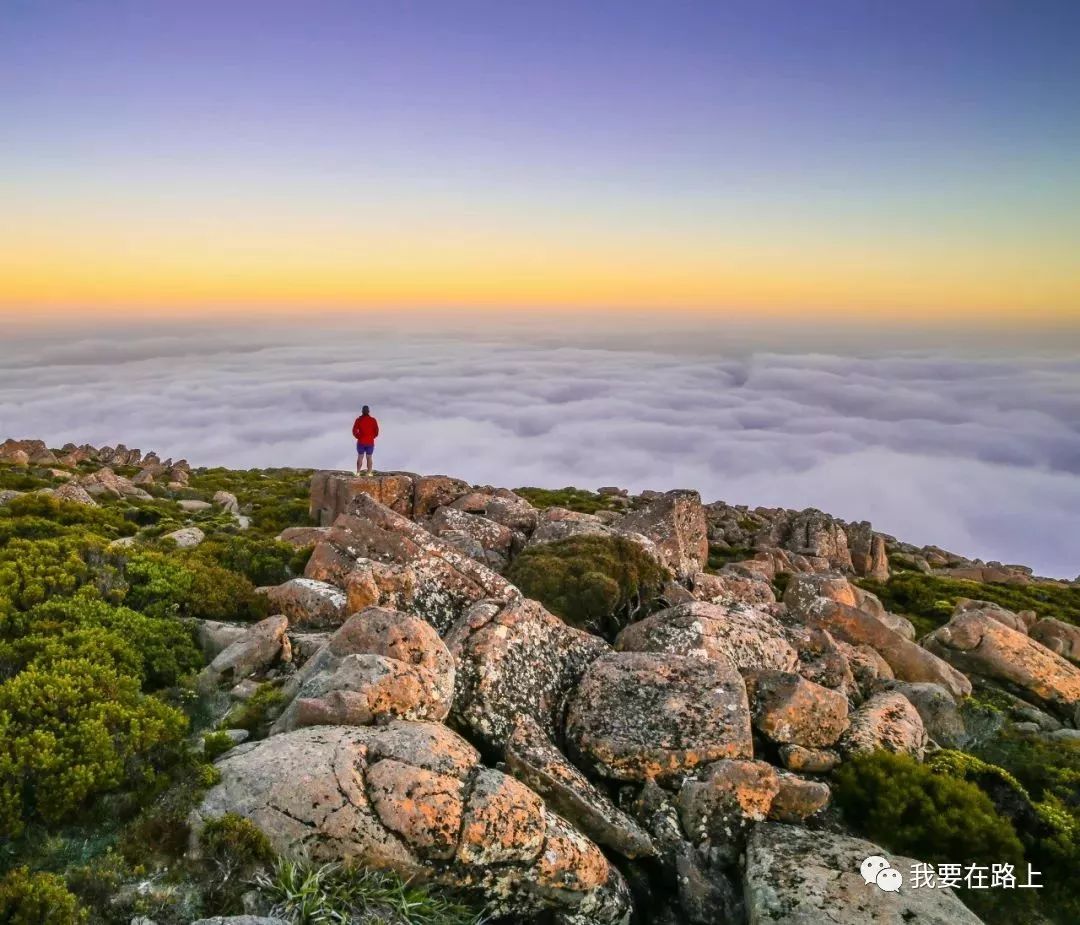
(688, 571, 777, 608)
(777, 744, 840, 773)
(676, 759, 779, 860)
(310, 470, 417, 524)
(615, 601, 799, 673)
(412, 475, 471, 518)
(613, 489, 708, 579)
(456, 768, 546, 866)
(447, 597, 608, 749)
(796, 598, 971, 699)
(193, 723, 630, 923)
(565, 651, 753, 782)
(481, 491, 539, 533)
(277, 525, 330, 548)
(742, 669, 849, 747)
(1030, 617, 1080, 666)
(305, 493, 517, 633)
(783, 572, 859, 616)
(271, 607, 454, 733)
(768, 771, 831, 823)
(836, 640, 894, 699)
(924, 609, 1080, 720)
(264, 578, 348, 628)
(426, 504, 516, 569)
(366, 758, 466, 860)
(838, 691, 927, 759)
(506, 714, 654, 859)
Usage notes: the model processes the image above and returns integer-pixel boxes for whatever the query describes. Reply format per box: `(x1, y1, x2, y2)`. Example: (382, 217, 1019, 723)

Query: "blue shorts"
(356, 442, 374, 455)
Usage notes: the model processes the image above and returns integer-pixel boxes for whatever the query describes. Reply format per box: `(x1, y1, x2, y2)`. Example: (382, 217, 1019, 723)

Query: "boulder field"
(188, 470, 1080, 924)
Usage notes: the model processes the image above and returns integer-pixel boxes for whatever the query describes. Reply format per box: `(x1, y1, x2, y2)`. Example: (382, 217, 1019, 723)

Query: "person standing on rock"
(352, 405, 379, 477)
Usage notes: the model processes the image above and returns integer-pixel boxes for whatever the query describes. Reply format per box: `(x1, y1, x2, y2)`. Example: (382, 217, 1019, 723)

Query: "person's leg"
(356, 453, 363, 475)
(365, 451, 374, 474)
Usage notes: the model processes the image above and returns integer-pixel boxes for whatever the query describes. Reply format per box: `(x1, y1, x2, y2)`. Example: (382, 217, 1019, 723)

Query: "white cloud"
(2, 317, 1078, 578)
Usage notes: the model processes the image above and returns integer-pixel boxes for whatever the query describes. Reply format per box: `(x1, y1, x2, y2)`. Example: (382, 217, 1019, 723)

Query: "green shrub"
(832, 750, 1025, 866)
(191, 534, 305, 586)
(0, 659, 188, 837)
(185, 467, 315, 536)
(223, 684, 286, 735)
(21, 597, 202, 689)
(505, 534, 668, 636)
(123, 549, 268, 622)
(513, 486, 623, 515)
(202, 731, 236, 762)
(856, 571, 1080, 632)
(200, 813, 274, 868)
(0, 867, 87, 924)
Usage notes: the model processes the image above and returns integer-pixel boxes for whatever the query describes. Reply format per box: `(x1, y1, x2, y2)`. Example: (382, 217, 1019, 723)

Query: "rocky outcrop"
(200, 615, 290, 687)
(615, 601, 800, 673)
(742, 669, 849, 747)
(264, 578, 348, 628)
(309, 471, 479, 525)
(677, 759, 780, 861)
(52, 482, 98, 506)
(744, 823, 984, 924)
(612, 490, 708, 579)
(506, 715, 654, 859)
(838, 691, 927, 759)
(426, 505, 517, 569)
(924, 609, 1080, 721)
(847, 521, 890, 580)
(305, 493, 516, 633)
(566, 652, 753, 782)
(272, 607, 455, 733)
(884, 681, 967, 748)
(193, 724, 630, 923)
(783, 509, 852, 572)
(687, 571, 776, 607)
(1030, 617, 1080, 666)
(447, 597, 607, 749)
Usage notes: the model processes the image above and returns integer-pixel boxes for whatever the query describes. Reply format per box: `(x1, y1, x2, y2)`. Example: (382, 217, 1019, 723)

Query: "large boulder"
(52, 482, 98, 506)
(884, 681, 967, 748)
(192, 724, 630, 923)
(615, 601, 799, 673)
(744, 823, 984, 924)
(446, 597, 608, 749)
(1030, 617, 1080, 666)
(782, 509, 852, 572)
(924, 610, 1080, 721)
(742, 669, 849, 747)
(687, 571, 777, 608)
(613, 490, 708, 579)
(838, 691, 927, 759)
(565, 651, 753, 782)
(426, 505, 516, 569)
(305, 494, 517, 633)
(676, 759, 779, 861)
(272, 607, 455, 733)
(794, 598, 971, 700)
(264, 578, 347, 628)
(310, 470, 416, 524)
(506, 715, 654, 859)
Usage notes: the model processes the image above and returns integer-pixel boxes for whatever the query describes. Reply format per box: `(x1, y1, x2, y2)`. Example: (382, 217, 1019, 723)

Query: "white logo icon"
(861, 855, 903, 892)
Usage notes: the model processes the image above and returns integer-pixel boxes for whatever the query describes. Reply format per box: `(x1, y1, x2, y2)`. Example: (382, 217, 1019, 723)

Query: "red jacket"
(352, 414, 379, 444)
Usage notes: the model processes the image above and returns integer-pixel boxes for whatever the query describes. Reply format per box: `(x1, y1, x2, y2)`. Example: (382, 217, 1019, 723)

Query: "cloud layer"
(2, 318, 1078, 578)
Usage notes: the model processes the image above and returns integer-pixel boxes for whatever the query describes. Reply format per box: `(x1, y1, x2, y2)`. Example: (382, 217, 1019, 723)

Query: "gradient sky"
(3, 0, 1079, 321)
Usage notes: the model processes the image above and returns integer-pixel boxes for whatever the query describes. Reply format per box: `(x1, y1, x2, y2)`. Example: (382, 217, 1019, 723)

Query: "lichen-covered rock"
(1030, 617, 1080, 665)
(447, 597, 608, 749)
(272, 607, 454, 732)
(838, 691, 927, 759)
(615, 601, 799, 673)
(306, 494, 517, 633)
(51, 482, 98, 506)
(427, 505, 516, 569)
(481, 492, 539, 533)
(687, 571, 776, 607)
(676, 759, 779, 860)
(847, 521, 889, 580)
(566, 651, 753, 782)
(310, 470, 417, 524)
(744, 823, 984, 924)
(782, 509, 852, 571)
(264, 578, 347, 628)
(742, 669, 849, 747)
(796, 598, 971, 699)
(953, 598, 1034, 634)
(212, 490, 241, 514)
(506, 715, 654, 859)
(768, 771, 830, 823)
(886, 680, 967, 748)
(924, 609, 1080, 720)
(613, 490, 708, 579)
(277, 525, 330, 547)
(777, 744, 839, 774)
(192, 724, 630, 923)
(165, 525, 206, 548)
(836, 640, 894, 699)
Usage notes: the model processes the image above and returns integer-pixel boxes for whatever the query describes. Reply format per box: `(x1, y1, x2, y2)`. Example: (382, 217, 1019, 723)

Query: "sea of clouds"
(2, 315, 1078, 578)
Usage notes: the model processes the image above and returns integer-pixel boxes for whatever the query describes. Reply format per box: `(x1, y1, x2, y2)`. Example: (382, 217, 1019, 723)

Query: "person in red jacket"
(352, 405, 379, 476)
